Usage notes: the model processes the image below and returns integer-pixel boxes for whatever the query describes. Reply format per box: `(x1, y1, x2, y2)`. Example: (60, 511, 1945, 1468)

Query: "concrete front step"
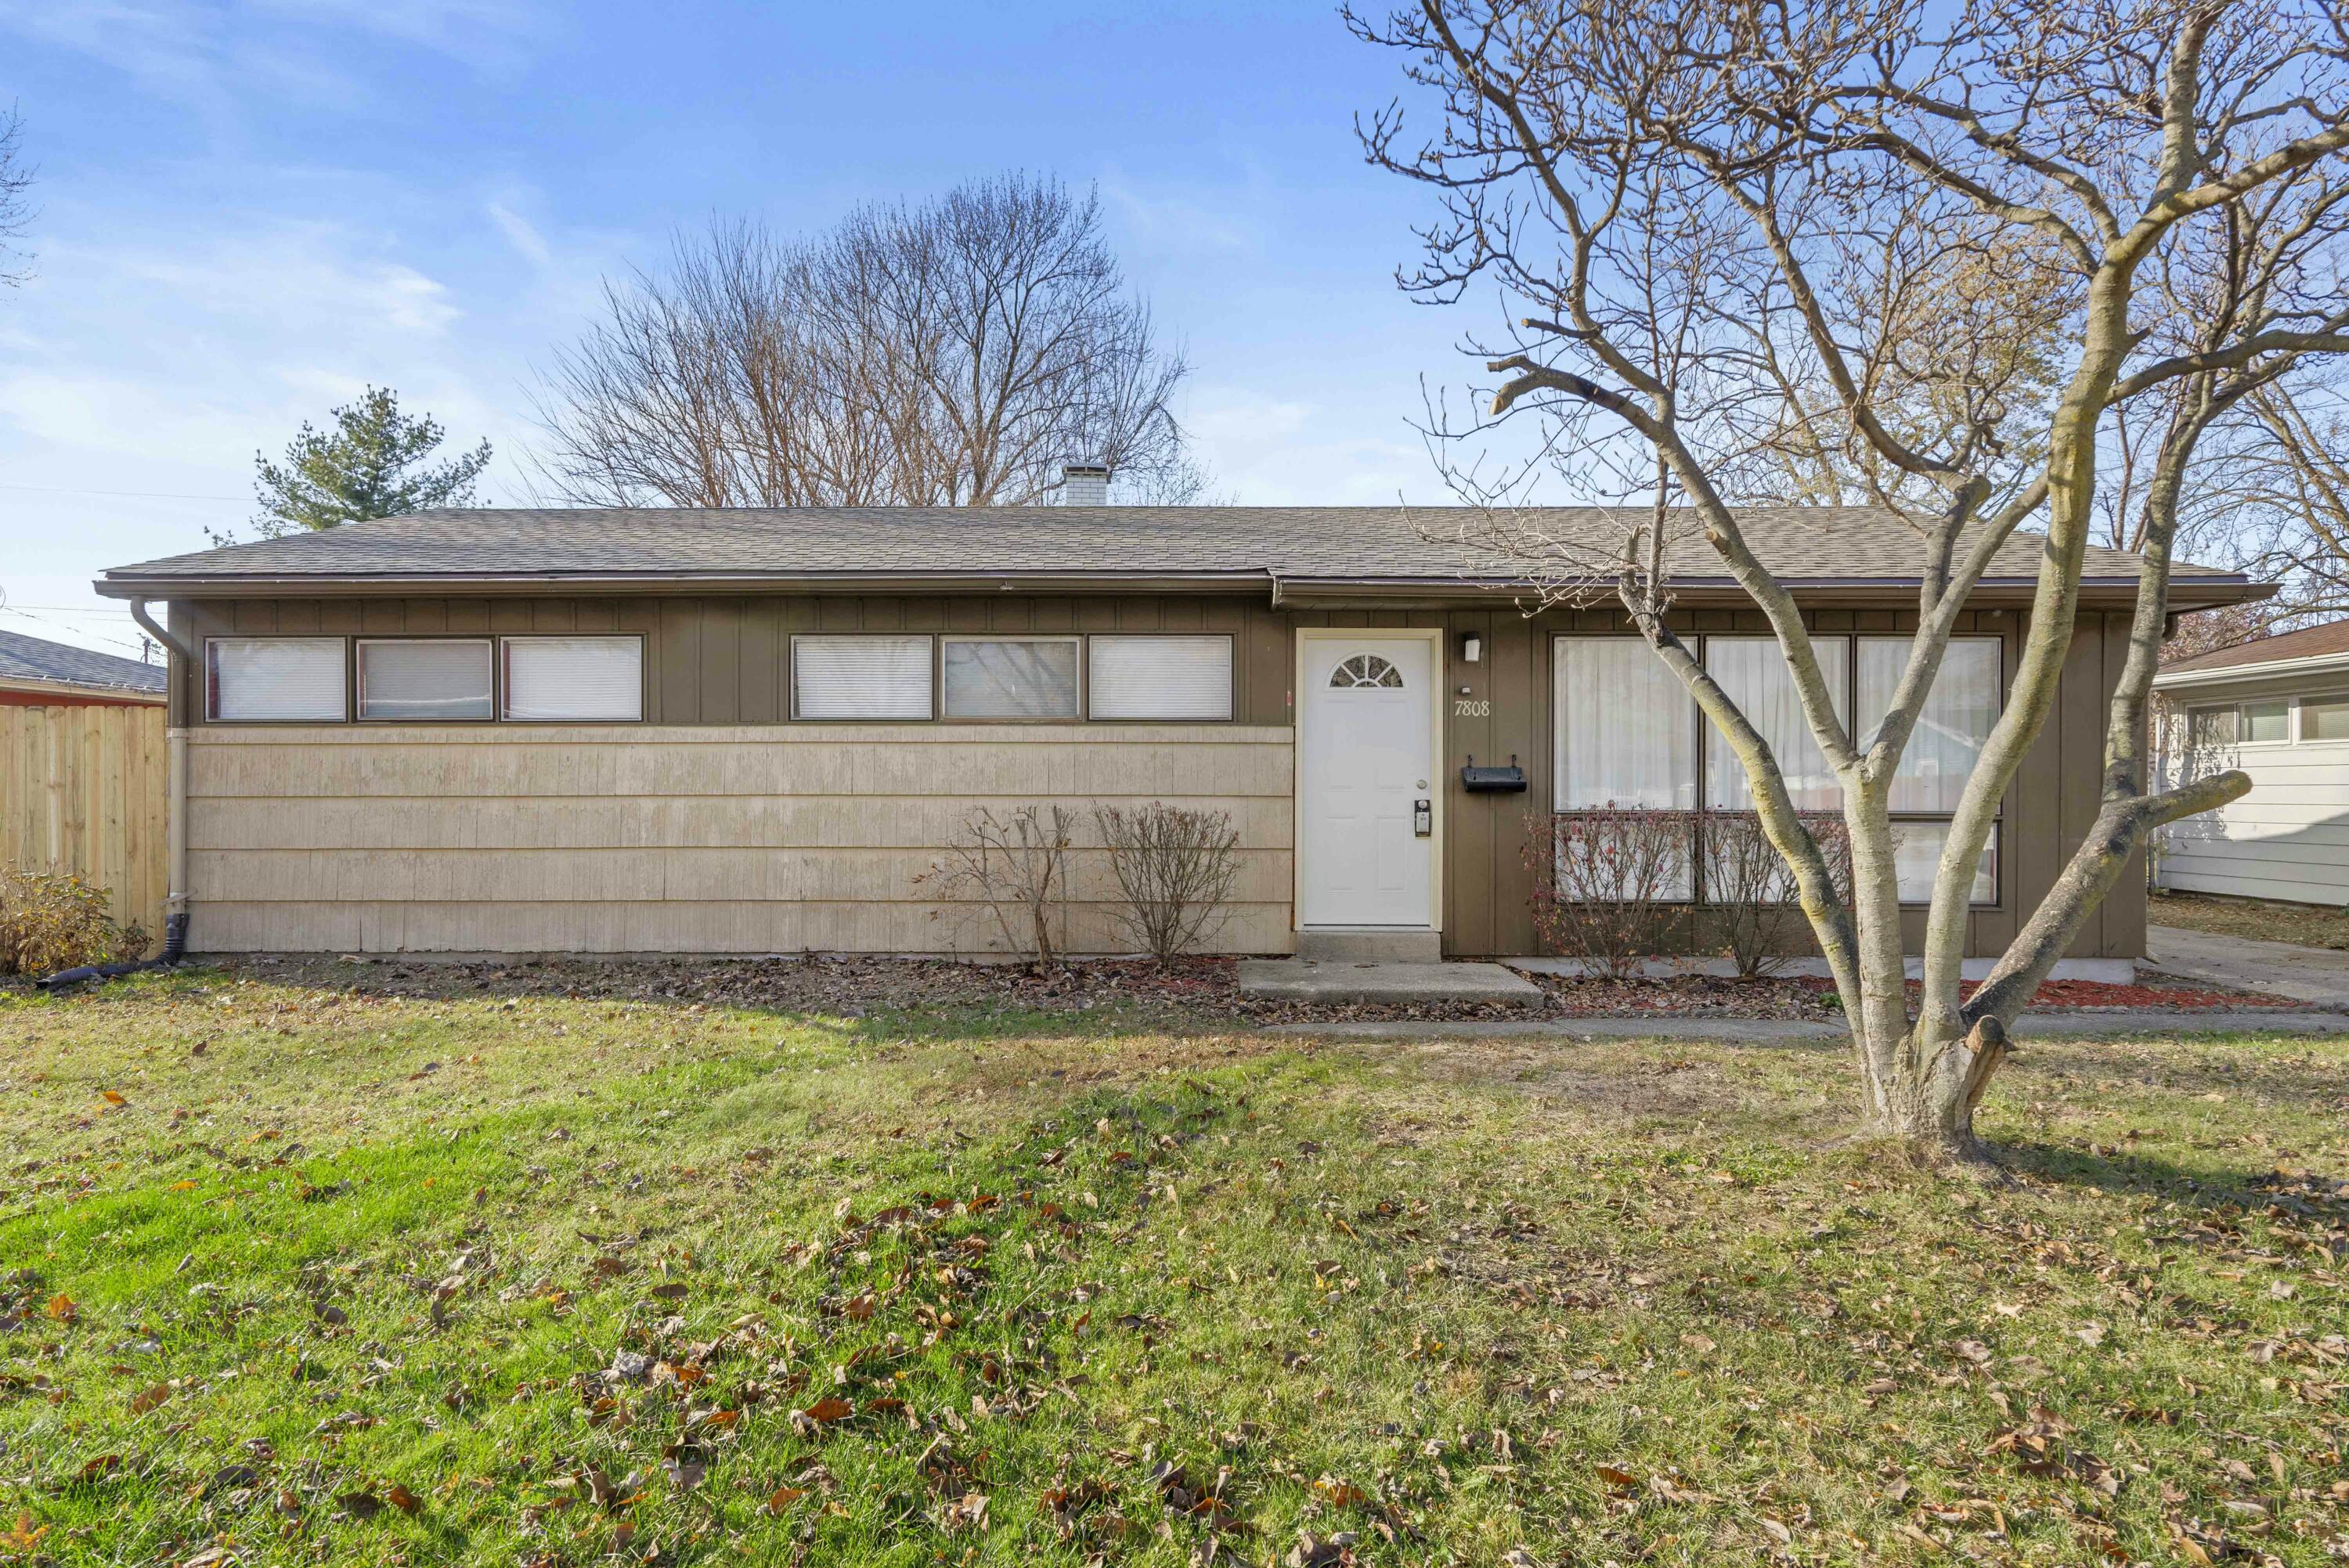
(1236, 958, 1544, 1007)
(1294, 928, 1443, 964)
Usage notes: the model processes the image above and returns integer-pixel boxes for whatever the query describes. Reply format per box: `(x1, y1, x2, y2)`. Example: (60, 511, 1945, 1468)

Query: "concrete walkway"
(2147, 924, 2349, 1009)
(1236, 958, 1543, 1007)
(1258, 1009, 2349, 1043)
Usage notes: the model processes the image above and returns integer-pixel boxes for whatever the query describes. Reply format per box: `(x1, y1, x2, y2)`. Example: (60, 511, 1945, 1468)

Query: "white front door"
(1299, 635, 1434, 927)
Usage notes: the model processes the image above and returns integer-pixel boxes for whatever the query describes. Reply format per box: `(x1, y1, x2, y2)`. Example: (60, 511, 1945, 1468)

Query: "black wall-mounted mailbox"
(1460, 755, 1528, 793)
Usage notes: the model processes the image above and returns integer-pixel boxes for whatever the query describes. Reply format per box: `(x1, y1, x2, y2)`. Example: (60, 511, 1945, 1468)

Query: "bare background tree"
(1, 104, 34, 290)
(1353, 0, 2349, 1155)
(531, 175, 1212, 508)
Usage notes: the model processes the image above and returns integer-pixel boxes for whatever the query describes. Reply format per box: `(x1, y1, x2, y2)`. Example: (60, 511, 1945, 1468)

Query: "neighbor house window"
(791, 635, 933, 720)
(2189, 698, 2287, 748)
(500, 636, 642, 722)
(1856, 636, 2001, 903)
(1087, 635, 1233, 721)
(357, 639, 493, 721)
(2304, 696, 2349, 741)
(1704, 636, 1849, 812)
(942, 636, 1081, 719)
(204, 637, 346, 722)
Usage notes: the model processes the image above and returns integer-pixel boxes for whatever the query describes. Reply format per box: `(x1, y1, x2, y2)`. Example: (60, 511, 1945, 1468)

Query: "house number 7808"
(1452, 697, 1490, 718)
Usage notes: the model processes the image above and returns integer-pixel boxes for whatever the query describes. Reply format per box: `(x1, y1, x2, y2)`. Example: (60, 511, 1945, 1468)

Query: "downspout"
(41, 600, 190, 985)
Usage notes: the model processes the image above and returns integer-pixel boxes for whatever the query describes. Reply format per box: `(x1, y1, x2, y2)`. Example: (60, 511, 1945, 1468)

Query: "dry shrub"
(0, 867, 148, 977)
(1702, 812, 1853, 977)
(1092, 802, 1242, 963)
(1526, 809, 1694, 979)
(915, 806, 1073, 970)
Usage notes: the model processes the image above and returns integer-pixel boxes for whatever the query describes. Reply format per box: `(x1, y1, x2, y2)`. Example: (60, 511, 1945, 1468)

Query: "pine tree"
(240, 386, 492, 542)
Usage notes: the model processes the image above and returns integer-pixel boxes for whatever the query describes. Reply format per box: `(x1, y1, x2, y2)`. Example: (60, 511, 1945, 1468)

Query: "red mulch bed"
(153, 952, 2303, 1026)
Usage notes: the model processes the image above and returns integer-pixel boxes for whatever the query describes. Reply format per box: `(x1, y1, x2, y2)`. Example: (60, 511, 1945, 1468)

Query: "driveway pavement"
(2146, 924, 2349, 1009)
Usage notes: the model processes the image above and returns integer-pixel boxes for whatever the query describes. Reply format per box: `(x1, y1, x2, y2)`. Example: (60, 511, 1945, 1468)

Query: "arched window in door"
(1330, 654, 1404, 689)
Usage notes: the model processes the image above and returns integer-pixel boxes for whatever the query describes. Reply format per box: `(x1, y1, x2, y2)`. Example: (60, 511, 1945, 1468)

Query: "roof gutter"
(2153, 647, 2349, 690)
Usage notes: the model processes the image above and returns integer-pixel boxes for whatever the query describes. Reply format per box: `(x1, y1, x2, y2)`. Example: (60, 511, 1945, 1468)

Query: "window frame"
(354, 636, 497, 725)
(786, 633, 937, 723)
(496, 633, 647, 724)
(2298, 692, 2349, 744)
(2189, 696, 2293, 750)
(1084, 633, 1237, 723)
(938, 634, 1085, 724)
(202, 635, 351, 725)
(1548, 630, 2006, 909)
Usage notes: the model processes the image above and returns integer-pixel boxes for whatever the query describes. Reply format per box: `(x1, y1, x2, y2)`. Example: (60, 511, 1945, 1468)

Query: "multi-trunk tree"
(1352, 0, 2349, 1154)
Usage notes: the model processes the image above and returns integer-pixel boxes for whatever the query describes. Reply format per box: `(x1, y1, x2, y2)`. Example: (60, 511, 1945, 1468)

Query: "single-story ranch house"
(96, 499, 2261, 963)
(2154, 617, 2349, 907)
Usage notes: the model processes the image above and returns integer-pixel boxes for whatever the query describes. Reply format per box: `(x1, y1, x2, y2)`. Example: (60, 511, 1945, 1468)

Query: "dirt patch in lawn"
(131, 950, 2300, 1029)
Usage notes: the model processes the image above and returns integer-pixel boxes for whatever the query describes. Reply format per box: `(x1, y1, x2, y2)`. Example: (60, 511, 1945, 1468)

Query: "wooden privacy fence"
(2, 703, 169, 941)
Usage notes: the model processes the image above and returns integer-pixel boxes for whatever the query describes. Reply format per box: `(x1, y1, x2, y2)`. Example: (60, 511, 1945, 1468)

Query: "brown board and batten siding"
(168, 592, 2145, 961)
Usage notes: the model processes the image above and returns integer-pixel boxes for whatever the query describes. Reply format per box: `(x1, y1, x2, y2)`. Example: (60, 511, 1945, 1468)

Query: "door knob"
(1415, 780, 1427, 790)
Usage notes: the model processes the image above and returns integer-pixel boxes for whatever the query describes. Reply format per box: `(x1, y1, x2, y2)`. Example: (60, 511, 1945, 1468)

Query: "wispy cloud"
(486, 200, 554, 268)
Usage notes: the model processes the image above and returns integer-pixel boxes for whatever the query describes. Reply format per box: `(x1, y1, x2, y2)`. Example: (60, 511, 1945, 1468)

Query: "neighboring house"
(94, 498, 2261, 961)
(0, 627, 167, 705)
(2153, 618, 2349, 907)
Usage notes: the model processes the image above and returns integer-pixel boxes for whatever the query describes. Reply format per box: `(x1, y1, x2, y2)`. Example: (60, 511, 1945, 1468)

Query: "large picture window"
(792, 636, 934, 720)
(358, 639, 493, 721)
(500, 636, 643, 722)
(1552, 633, 2003, 907)
(942, 636, 1081, 720)
(205, 637, 346, 722)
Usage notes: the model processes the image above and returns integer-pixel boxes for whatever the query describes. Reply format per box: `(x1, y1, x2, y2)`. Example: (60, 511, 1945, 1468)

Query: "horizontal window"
(205, 637, 345, 722)
(792, 635, 933, 720)
(2189, 698, 2288, 748)
(1088, 635, 1233, 721)
(358, 639, 492, 721)
(943, 636, 1080, 720)
(500, 636, 642, 722)
(2245, 700, 2288, 743)
(2305, 697, 2349, 741)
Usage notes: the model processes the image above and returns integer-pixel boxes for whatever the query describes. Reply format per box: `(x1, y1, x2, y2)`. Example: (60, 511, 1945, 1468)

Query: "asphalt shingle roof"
(2160, 618, 2349, 675)
(98, 505, 2235, 590)
(0, 629, 168, 694)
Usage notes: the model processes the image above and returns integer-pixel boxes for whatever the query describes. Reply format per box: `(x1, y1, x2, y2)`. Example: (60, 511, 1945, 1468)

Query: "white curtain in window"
(1553, 640, 1696, 808)
(359, 640, 492, 721)
(1856, 636, 2000, 812)
(503, 636, 642, 721)
(943, 639, 1080, 719)
(207, 638, 345, 721)
(1088, 636, 1232, 720)
(1889, 820, 1998, 903)
(1704, 636, 1849, 810)
(792, 636, 932, 720)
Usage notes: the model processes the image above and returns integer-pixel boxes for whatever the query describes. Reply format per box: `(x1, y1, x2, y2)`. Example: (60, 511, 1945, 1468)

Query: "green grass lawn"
(2, 968, 2346, 1566)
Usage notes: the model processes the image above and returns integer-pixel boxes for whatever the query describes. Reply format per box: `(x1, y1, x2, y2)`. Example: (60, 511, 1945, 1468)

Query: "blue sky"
(0, 0, 1504, 658)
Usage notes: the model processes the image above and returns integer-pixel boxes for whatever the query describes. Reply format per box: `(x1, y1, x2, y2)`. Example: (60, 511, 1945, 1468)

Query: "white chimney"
(1060, 462, 1110, 506)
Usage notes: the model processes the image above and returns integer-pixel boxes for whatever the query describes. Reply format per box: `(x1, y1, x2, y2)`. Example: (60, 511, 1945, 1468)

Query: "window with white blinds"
(358, 639, 493, 721)
(1087, 635, 1233, 720)
(500, 636, 643, 721)
(942, 637, 1081, 719)
(792, 636, 934, 720)
(205, 637, 346, 722)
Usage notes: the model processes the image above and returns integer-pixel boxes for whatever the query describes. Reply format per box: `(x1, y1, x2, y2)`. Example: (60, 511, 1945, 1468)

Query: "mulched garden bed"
(118, 951, 2303, 1026)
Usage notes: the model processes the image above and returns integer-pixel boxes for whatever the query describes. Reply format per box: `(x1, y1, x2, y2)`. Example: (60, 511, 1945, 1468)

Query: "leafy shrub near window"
(1092, 802, 1243, 963)
(1702, 812, 1853, 978)
(1525, 809, 1694, 979)
(0, 867, 149, 977)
